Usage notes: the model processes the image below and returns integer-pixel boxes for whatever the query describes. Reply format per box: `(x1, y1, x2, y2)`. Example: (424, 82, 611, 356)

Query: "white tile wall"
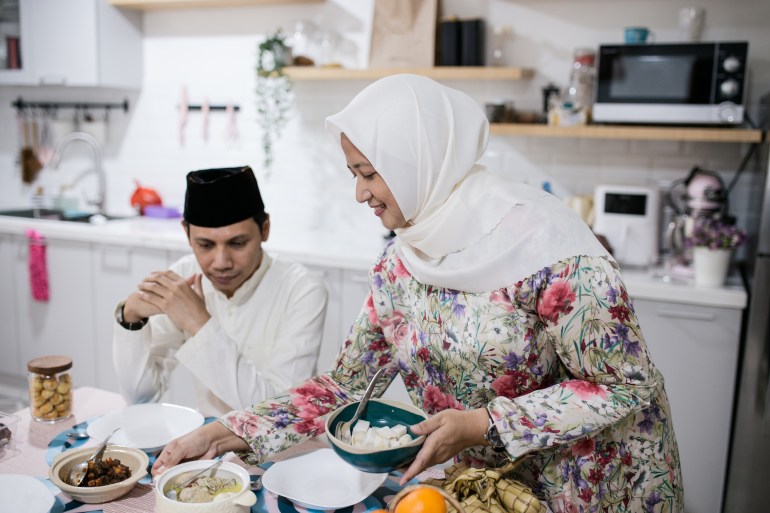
(0, 0, 766, 250)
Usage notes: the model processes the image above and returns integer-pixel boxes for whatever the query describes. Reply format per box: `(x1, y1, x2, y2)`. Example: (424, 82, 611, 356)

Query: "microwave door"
(596, 44, 715, 105)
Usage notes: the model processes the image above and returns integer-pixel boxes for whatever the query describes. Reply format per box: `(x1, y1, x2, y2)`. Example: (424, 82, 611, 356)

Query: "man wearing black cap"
(112, 166, 328, 417)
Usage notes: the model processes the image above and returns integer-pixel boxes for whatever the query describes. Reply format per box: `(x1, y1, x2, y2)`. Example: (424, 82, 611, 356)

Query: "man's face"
(185, 217, 270, 298)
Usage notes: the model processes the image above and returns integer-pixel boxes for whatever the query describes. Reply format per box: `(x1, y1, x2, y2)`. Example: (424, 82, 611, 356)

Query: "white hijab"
(326, 74, 610, 292)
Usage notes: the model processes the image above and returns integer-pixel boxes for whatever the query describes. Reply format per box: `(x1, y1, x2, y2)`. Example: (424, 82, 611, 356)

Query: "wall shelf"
(109, 0, 321, 10)
(283, 66, 535, 81)
(489, 123, 765, 143)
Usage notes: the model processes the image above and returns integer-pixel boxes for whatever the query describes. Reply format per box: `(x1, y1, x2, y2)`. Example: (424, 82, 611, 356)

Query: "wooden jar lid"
(27, 355, 72, 374)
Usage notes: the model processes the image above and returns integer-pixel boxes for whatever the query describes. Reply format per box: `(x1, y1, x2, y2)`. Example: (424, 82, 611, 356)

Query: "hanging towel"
(26, 229, 49, 302)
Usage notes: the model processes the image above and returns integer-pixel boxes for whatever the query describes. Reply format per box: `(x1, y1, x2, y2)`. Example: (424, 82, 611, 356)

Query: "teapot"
(130, 180, 163, 215)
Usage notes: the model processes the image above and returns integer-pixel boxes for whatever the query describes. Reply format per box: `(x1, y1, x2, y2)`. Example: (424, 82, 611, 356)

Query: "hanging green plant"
(256, 29, 294, 170)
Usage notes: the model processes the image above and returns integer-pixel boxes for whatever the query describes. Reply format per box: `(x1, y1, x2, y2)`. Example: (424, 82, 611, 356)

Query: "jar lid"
(27, 355, 72, 374)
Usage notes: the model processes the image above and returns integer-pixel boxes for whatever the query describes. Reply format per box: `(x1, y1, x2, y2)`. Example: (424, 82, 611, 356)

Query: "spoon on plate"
(67, 428, 120, 486)
(334, 367, 387, 444)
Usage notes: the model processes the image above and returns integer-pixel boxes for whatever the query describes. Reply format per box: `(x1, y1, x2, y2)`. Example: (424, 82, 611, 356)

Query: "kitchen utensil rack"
(11, 97, 129, 114)
(185, 104, 240, 112)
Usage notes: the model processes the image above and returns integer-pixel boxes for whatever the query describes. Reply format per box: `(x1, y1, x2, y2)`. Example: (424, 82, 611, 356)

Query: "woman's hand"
(399, 407, 489, 485)
(151, 422, 249, 477)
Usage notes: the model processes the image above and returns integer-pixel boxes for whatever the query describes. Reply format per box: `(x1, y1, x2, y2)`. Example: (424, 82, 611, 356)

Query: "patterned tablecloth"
(0, 387, 443, 513)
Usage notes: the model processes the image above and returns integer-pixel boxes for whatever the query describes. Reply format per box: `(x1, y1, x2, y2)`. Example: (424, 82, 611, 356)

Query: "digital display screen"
(604, 193, 647, 216)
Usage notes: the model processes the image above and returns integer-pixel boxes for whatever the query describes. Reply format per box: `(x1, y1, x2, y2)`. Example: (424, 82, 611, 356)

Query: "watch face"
(486, 424, 505, 449)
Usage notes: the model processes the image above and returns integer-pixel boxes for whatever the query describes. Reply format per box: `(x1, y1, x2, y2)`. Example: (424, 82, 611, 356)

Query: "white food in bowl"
(350, 420, 414, 449)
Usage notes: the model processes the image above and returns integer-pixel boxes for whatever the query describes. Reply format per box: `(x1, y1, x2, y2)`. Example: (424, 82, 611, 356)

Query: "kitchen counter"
(0, 215, 747, 309)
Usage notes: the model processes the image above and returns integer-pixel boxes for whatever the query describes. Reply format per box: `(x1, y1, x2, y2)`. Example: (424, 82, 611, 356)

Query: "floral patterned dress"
(221, 242, 683, 513)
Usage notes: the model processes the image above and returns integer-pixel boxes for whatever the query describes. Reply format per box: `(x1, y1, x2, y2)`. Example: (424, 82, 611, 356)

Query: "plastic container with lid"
(27, 355, 73, 423)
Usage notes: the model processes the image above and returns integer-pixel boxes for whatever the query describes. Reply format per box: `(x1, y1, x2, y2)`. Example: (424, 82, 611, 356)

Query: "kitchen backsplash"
(0, 0, 767, 255)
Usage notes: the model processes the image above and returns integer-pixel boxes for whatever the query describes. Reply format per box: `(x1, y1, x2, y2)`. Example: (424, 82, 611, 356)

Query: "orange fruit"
(394, 487, 447, 513)
(370, 510, 389, 513)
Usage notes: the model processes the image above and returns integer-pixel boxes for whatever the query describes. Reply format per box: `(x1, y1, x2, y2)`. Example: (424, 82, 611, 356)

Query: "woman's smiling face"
(341, 133, 407, 231)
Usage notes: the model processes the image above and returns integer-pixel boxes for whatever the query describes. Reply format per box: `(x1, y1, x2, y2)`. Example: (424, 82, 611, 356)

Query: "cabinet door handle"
(38, 75, 67, 85)
(656, 308, 716, 321)
(348, 274, 369, 284)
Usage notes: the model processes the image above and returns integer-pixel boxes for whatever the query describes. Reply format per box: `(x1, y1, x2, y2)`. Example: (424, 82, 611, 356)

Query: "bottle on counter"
(564, 47, 596, 117)
(27, 355, 73, 423)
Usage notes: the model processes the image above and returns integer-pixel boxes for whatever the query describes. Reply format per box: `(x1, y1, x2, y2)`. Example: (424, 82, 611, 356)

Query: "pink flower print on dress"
(559, 380, 608, 400)
(537, 279, 576, 324)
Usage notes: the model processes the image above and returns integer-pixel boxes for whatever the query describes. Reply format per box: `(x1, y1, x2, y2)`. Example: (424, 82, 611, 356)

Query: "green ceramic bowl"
(325, 398, 428, 474)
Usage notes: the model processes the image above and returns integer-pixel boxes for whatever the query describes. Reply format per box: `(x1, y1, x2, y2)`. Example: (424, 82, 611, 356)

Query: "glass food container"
(27, 355, 73, 423)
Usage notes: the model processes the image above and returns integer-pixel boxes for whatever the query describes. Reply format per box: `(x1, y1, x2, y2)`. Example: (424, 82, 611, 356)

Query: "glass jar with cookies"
(27, 355, 73, 423)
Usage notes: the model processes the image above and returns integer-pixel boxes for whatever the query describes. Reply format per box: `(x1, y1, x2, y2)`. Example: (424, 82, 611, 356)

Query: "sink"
(0, 208, 126, 223)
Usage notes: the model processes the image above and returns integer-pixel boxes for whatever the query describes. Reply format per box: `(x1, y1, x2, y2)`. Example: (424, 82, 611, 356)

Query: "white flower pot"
(693, 247, 731, 287)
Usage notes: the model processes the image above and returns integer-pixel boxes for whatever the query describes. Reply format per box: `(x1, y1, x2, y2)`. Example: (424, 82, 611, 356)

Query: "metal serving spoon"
(67, 428, 120, 486)
(334, 367, 387, 444)
(65, 431, 90, 440)
(165, 460, 223, 501)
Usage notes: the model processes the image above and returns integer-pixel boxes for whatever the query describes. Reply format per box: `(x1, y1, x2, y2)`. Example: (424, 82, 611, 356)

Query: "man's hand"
(152, 422, 250, 477)
(125, 271, 210, 335)
(398, 407, 489, 485)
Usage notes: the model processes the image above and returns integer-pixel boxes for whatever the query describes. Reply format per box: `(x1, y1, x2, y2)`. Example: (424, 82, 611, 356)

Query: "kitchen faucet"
(47, 131, 106, 214)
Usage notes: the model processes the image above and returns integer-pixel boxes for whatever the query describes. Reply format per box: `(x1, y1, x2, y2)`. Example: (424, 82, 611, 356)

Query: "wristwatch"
(484, 410, 507, 453)
(115, 301, 148, 331)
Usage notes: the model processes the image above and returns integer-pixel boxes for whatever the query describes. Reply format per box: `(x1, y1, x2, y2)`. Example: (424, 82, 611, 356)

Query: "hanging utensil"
(21, 114, 43, 184)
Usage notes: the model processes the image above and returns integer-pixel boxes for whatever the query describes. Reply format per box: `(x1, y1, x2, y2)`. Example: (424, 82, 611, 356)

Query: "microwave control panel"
(714, 42, 748, 104)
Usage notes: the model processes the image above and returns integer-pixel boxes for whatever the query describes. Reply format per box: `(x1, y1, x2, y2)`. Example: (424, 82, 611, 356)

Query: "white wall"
(0, 0, 767, 253)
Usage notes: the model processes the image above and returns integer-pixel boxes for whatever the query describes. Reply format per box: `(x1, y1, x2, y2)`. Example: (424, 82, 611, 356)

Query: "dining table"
(0, 387, 445, 513)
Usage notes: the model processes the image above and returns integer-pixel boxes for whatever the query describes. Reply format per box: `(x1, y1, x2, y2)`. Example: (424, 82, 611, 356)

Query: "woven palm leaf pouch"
(421, 462, 545, 513)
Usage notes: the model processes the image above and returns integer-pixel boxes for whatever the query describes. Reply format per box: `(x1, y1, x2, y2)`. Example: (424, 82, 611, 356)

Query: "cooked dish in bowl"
(165, 470, 241, 503)
(154, 459, 257, 513)
(49, 445, 149, 504)
(326, 398, 428, 473)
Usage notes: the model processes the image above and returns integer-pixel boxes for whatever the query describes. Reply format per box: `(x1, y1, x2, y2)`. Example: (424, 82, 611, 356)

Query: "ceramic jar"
(693, 247, 731, 287)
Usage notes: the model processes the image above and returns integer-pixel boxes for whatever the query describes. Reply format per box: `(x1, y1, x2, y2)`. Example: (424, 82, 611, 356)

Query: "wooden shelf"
(109, 0, 321, 10)
(283, 66, 535, 81)
(489, 123, 765, 143)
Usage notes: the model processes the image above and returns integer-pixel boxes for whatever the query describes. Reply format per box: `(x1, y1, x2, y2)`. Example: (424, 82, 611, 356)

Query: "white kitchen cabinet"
(12, 236, 99, 387)
(0, 234, 22, 382)
(91, 244, 171, 394)
(632, 298, 742, 513)
(0, 0, 142, 87)
(305, 264, 343, 374)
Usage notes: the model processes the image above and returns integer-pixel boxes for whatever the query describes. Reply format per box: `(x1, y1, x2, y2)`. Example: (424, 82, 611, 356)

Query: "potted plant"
(686, 217, 746, 286)
(255, 29, 294, 171)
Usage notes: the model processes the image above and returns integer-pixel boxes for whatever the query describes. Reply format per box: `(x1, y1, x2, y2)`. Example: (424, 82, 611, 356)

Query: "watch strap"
(115, 301, 148, 331)
(484, 409, 507, 453)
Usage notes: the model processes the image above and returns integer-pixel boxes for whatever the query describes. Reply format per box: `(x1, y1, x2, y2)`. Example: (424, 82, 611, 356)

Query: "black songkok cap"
(183, 166, 265, 228)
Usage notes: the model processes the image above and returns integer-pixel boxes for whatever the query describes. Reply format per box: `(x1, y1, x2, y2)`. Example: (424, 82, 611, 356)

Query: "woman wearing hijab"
(153, 75, 683, 513)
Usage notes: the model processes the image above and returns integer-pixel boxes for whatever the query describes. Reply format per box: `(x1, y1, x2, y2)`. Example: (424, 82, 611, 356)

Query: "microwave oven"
(593, 41, 748, 125)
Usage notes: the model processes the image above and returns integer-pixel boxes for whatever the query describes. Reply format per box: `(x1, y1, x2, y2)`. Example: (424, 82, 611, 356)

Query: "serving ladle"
(334, 367, 387, 444)
(67, 428, 120, 486)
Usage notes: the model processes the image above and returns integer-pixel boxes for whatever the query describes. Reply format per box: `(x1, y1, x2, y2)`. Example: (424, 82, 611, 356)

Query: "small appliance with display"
(593, 185, 660, 267)
(593, 41, 748, 125)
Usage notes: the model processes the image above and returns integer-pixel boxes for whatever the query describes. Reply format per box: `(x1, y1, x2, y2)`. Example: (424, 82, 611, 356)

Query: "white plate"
(0, 475, 55, 513)
(261, 448, 388, 510)
(87, 403, 204, 453)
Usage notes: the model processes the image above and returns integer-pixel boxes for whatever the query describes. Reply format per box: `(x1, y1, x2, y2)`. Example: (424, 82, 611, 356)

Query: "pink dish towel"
(26, 228, 49, 302)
